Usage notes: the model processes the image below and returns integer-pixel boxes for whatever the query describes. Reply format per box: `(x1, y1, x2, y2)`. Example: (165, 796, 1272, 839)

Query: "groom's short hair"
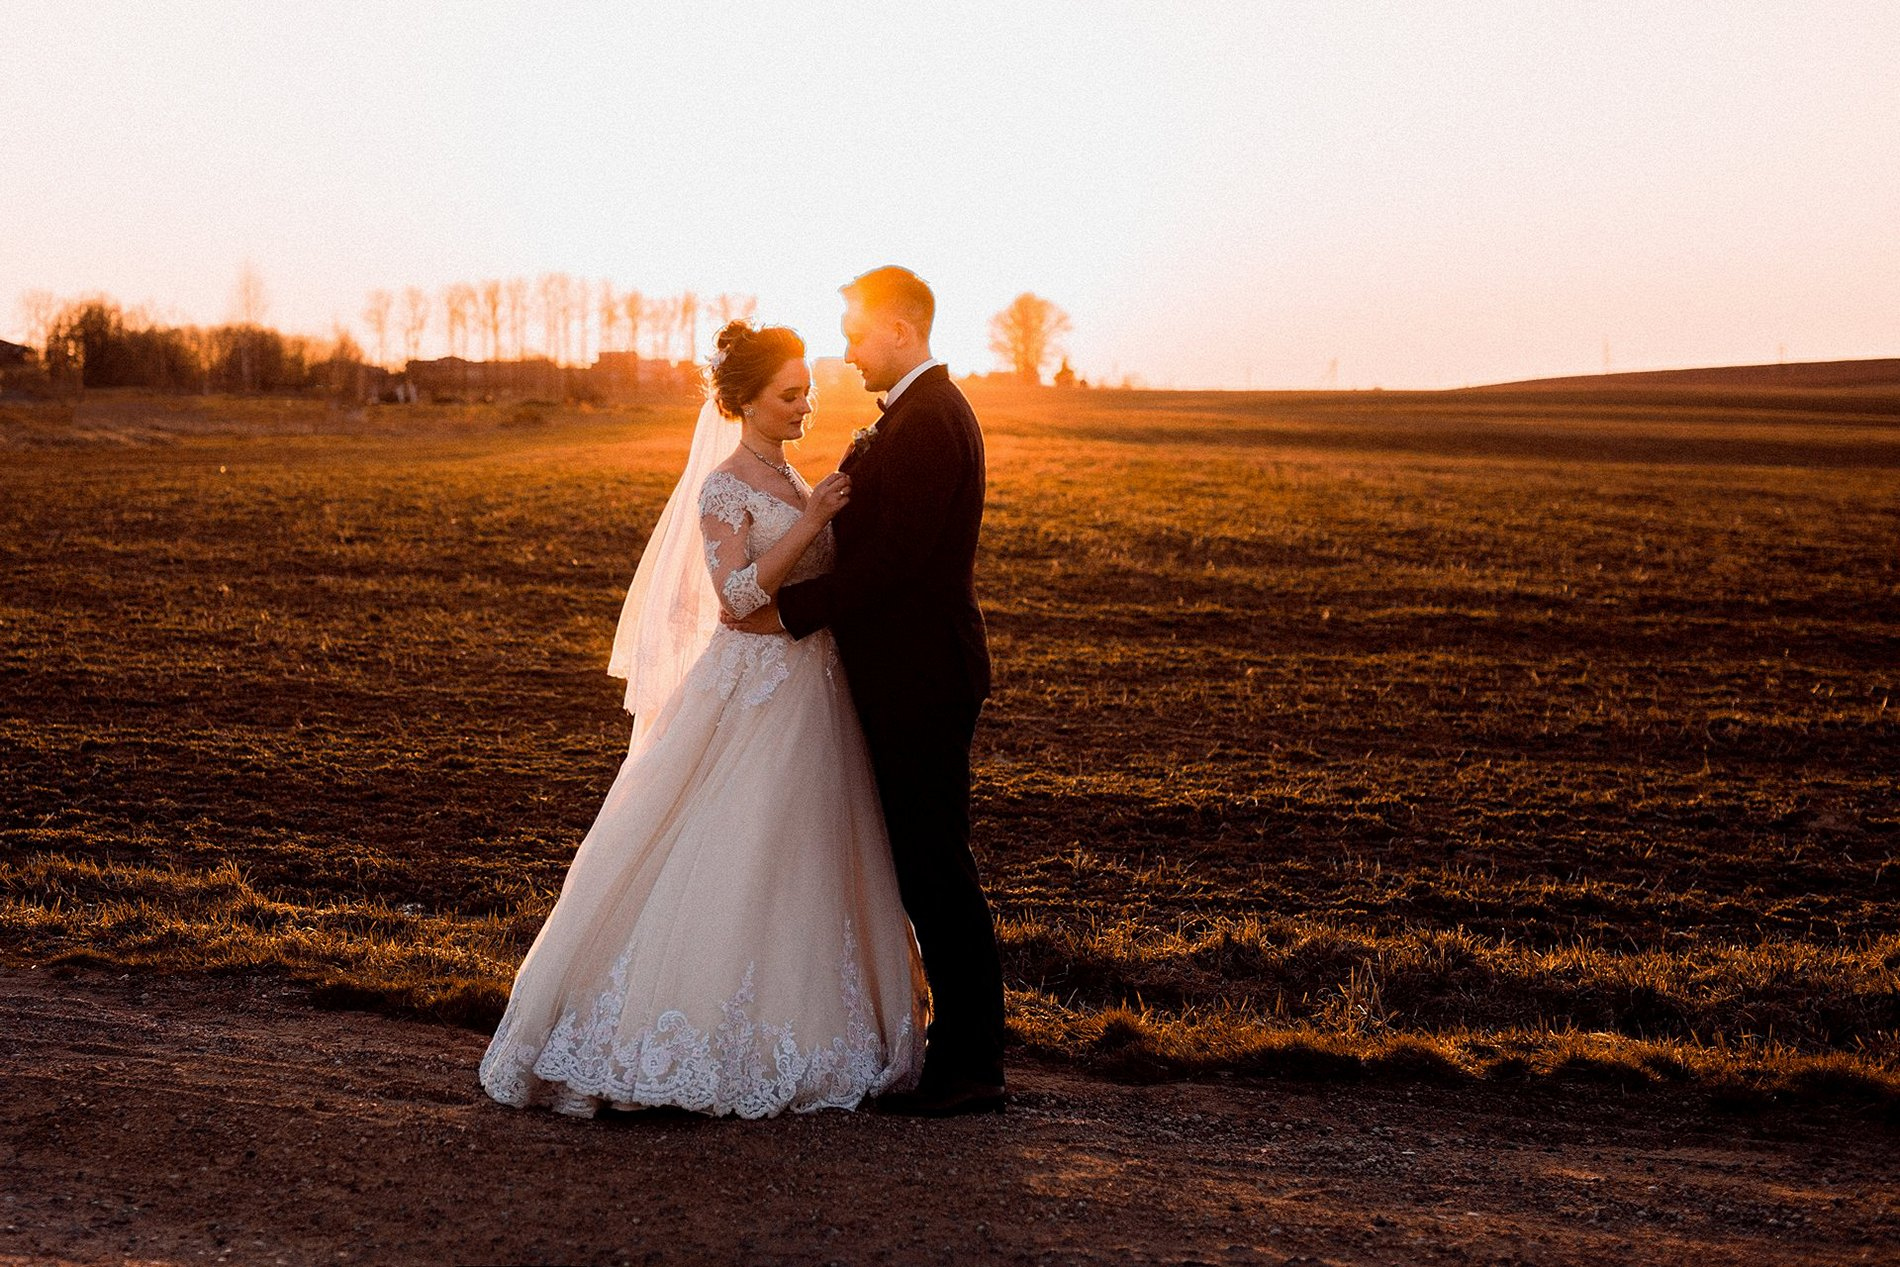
(842, 266, 934, 340)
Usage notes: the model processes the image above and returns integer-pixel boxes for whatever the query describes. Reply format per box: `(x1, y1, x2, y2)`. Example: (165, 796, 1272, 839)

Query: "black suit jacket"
(778, 364, 991, 724)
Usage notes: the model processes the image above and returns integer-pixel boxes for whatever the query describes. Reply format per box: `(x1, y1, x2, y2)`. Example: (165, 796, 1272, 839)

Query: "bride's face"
(744, 358, 814, 444)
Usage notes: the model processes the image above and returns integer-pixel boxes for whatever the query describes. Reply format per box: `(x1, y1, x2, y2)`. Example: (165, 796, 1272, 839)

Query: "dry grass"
(1, 852, 515, 1026)
(2, 384, 1895, 1110)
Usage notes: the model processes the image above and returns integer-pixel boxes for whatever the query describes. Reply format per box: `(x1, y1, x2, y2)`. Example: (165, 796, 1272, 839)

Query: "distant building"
(1053, 357, 1076, 388)
(585, 352, 701, 401)
(399, 352, 700, 404)
(323, 359, 396, 404)
(592, 350, 698, 398)
(0, 337, 52, 398)
(405, 355, 559, 402)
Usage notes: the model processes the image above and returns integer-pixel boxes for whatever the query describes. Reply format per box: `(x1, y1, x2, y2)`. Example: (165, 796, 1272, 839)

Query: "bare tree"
(186, 325, 216, 393)
(228, 263, 270, 391)
(442, 283, 476, 359)
(622, 290, 645, 359)
(568, 279, 591, 366)
(478, 280, 503, 360)
(329, 322, 363, 360)
(536, 273, 566, 363)
(16, 290, 58, 356)
(677, 291, 699, 363)
(325, 322, 364, 397)
(503, 277, 529, 359)
(400, 287, 430, 363)
(644, 295, 677, 361)
(231, 261, 270, 327)
(361, 289, 393, 366)
(596, 280, 619, 353)
(988, 292, 1072, 384)
(708, 292, 757, 332)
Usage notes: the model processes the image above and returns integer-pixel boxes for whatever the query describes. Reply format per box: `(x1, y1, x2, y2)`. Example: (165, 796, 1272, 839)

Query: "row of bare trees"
(358, 282, 1075, 379)
(12, 270, 1081, 388)
(358, 277, 757, 369)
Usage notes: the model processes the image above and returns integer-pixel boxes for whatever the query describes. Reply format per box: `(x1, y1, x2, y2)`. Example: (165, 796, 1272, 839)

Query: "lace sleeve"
(698, 472, 769, 618)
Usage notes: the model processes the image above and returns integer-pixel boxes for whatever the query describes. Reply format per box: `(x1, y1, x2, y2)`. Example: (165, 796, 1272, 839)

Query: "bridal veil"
(607, 396, 739, 751)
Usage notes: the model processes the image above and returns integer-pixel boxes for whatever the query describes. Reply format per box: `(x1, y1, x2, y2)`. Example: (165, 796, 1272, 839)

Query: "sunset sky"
(4, 1, 1895, 389)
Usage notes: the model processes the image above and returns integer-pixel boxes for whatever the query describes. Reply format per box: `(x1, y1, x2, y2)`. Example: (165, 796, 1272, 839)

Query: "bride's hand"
(803, 472, 851, 523)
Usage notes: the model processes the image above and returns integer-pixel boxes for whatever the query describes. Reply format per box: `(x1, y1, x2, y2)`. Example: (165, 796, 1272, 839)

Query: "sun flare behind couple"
(478, 266, 1008, 1119)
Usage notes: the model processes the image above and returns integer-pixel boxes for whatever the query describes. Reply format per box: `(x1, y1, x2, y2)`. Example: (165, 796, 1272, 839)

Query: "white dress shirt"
(879, 358, 941, 410)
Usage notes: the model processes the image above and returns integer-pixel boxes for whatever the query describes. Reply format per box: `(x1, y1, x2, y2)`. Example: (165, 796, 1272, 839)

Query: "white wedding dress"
(479, 466, 927, 1118)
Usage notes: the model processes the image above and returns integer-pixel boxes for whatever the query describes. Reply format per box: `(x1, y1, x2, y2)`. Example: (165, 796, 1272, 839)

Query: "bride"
(478, 320, 927, 1118)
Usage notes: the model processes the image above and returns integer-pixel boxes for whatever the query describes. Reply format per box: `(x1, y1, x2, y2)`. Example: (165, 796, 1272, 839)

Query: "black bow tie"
(875, 397, 887, 413)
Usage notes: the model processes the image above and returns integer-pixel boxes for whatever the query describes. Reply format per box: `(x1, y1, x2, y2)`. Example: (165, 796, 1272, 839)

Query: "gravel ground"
(1, 965, 1894, 1266)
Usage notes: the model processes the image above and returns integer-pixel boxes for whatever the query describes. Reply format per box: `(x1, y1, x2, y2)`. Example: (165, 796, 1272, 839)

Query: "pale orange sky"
(3, 2, 1896, 388)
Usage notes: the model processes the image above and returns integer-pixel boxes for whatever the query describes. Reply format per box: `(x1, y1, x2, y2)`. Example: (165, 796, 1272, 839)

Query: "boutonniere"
(850, 423, 880, 455)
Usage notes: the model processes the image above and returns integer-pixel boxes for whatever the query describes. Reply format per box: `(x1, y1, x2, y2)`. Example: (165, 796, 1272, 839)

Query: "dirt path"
(1, 966, 1893, 1266)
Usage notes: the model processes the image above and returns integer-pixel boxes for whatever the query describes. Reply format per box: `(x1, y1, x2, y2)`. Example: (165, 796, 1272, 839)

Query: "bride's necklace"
(741, 442, 797, 485)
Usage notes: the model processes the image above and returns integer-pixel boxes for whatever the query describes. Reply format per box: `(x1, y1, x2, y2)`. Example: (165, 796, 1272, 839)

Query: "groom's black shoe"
(873, 1078, 1008, 1117)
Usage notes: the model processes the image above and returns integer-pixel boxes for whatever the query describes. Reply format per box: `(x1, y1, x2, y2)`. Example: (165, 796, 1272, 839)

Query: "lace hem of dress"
(478, 922, 919, 1119)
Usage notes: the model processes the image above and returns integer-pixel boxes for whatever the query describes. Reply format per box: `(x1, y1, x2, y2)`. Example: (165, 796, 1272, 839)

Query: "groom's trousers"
(859, 700, 1006, 1087)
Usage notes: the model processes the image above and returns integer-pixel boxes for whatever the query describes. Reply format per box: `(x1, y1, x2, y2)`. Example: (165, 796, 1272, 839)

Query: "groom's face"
(841, 300, 903, 393)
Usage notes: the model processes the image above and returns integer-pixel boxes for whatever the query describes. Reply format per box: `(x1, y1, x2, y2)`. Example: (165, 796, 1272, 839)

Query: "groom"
(728, 265, 1006, 1115)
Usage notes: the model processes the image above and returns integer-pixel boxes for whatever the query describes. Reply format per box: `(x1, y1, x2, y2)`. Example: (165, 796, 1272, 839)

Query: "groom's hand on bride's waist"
(721, 602, 786, 635)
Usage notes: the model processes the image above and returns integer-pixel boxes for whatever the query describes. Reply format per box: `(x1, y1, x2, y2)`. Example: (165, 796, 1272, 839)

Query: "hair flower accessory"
(708, 348, 728, 370)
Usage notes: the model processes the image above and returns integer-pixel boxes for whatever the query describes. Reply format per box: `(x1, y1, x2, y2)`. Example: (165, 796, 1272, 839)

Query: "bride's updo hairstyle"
(710, 320, 805, 420)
